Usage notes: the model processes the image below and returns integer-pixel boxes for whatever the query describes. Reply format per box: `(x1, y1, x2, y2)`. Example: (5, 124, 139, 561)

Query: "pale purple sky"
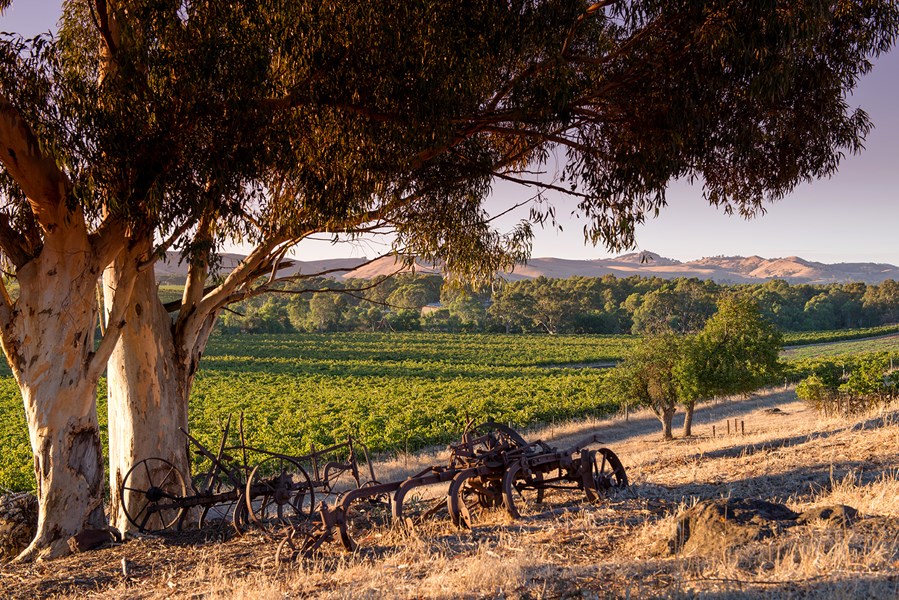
(3, 1, 899, 265)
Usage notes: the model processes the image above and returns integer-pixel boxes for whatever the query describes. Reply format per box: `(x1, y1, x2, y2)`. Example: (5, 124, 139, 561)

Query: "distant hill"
(155, 253, 373, 284)
(156, 251, 899, 285)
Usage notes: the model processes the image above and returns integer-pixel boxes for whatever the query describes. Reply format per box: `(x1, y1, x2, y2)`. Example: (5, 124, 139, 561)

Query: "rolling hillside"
(156, 251, 899, 285)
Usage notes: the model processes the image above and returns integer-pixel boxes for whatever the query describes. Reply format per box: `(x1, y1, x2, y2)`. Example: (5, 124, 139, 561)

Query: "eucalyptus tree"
(0, 0, 291, 558)
(101, 0, 542, 532)
(8, 0, 890, 539)
(104, 0, 899, 532)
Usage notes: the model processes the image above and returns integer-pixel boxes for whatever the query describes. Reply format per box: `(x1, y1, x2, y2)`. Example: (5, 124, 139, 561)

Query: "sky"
(3, 2, 899, 265)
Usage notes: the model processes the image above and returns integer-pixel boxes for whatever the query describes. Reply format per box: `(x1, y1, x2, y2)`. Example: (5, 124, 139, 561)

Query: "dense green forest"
(212, 274, 899, 335)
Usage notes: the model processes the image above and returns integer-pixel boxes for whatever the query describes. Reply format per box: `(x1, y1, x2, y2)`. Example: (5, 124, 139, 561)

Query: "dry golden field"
(4, 388, 899, 599)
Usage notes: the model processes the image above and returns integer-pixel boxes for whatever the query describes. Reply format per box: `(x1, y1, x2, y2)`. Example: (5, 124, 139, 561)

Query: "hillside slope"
(6, 390, 899, 599)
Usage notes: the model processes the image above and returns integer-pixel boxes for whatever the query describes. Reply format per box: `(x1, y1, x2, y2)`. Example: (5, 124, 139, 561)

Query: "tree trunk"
(104, 234, 275, 536)
(105, 236, 224, 535)
(660, 405, 675, 441)
(8, 244, 107, 560)
(104, 258, 192, 535)
(683, 401, 695, 437)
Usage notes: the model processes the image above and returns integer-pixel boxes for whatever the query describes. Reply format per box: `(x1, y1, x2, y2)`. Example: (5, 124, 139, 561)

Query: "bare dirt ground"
(4, 388, 899, 599)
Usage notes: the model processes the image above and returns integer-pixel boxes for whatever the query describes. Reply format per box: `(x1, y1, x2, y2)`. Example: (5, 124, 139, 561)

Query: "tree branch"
(491, 169, 592, 200)
(483, 61, 553, 115)
(561, 0, 623, 58)
(265, 244, 292, 286)
(144, 214, 201, 271)
(0, 212, 31, 268)
(89, 216, 127, 270)
(260, 252, 397, 287)
(565, 14, 667, 68)
(88, 248, 138, 382)
(236, 263, 411, 309)
(485, 194, 541, 225)
(0, 93, 70, 226)
(479, 124, 601, 157)
(0, 274, 13, 325)
(90, 0, 119, 57)
(192, 235, 290, 321)
(178, 212, 214, 319)
(161, 252, 297, 313)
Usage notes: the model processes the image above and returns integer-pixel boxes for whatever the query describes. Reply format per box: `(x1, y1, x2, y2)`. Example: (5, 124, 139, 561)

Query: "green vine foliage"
(0, 332, 629, 491)
(795, 352, 899, 417)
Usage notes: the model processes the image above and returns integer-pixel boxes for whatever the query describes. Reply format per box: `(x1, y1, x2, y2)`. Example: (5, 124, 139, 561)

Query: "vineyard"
(0, 332, 634, 491)
(782, 333, 899, 360)
(2, 328, 896, 492)
(782, 324, 899, 347)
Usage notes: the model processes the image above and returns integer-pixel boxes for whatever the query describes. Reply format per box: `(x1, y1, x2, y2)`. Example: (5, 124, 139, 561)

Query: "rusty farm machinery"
(120, 418, 627, 558)
(119, 415, 377, 534)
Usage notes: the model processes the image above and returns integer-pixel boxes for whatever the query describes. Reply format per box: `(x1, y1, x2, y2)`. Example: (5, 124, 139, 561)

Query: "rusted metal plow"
(119, 415, 376, 534)
(121, 418, 626, 559)
(277, 421, 627, 559)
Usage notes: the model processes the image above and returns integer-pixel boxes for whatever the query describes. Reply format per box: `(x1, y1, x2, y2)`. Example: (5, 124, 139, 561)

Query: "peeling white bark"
(104, 257, 193, 535)
(8, 229, 108, 561)
(105, 233, 280, 535)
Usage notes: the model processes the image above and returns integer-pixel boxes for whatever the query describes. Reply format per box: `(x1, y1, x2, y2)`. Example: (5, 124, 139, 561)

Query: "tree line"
(215, 274, 899, 335)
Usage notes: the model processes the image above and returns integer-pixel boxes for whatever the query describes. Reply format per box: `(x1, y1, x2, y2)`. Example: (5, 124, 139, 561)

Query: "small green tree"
(307, 293, 342, 332)
(605, 334, 682, 440)
(488, 285, 534, 333)
(840, 354, 891, 398)
(676, 296, 782, 436)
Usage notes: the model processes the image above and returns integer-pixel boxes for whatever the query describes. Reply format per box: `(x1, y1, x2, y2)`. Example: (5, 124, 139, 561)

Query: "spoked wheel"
(198, 495, 251, 535)
(195, 475, 227, 525)
(121, 458, 187, 533)
(246, 456, 314, 530)
(582, 448, 628, 502)
(466, 422, 528, 467)
(232, 495, 250, 533)
(502, 462, 545, 519)
(193, 471, 250, 534)
(338, 494, 392, 552)
(448, 469, 503, 529)
(275, 523, 323, 566)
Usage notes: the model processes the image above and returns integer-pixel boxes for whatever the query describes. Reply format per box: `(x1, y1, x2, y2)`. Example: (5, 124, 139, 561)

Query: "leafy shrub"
(796, 353, 898, 417)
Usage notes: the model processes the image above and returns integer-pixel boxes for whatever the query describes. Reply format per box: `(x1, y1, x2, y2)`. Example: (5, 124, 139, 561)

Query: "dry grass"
(5, 389, 899, 599)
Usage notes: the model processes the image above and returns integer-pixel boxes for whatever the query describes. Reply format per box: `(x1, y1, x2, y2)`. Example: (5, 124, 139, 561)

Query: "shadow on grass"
(564, 392, 797, 447)
(632, 450, 899, 506)
(660, 575, 899, 599)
